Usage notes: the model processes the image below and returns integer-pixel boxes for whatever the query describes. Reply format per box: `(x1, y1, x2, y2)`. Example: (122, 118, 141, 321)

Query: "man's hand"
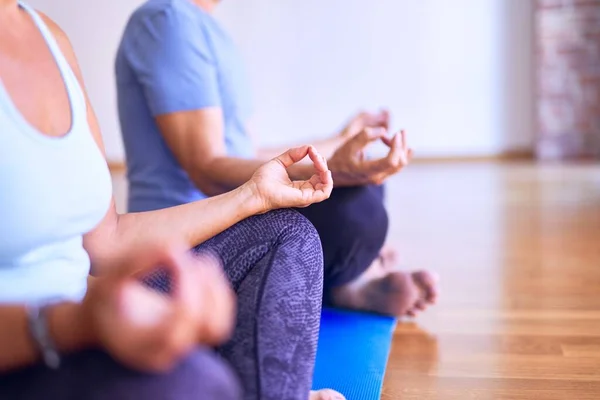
(329, 128, 413, 187)
(339, 110, 390, 141)
(249, 145, 333, 212)
(258, 110, 391, 162)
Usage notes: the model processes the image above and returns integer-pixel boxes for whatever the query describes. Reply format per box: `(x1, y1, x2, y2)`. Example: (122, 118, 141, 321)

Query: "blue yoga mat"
(311, 308, 397, 399)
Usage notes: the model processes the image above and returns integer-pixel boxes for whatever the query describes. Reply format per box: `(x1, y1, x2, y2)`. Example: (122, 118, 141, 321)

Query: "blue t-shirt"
(116, 0, 253, 212)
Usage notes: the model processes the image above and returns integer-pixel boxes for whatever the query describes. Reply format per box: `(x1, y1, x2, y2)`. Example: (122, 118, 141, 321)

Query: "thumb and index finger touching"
(275, 145, 332, 185)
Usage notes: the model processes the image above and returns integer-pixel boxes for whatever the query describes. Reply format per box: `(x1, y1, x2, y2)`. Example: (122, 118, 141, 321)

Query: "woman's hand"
(329, 128, 413, 187)
(80, 245, 235, 372)
(249, 145, 333, 212)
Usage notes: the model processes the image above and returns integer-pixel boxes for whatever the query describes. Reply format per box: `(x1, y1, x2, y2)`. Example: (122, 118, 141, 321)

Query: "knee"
(257, 209, 322, 253)
(262, 209, 324, 293)
(171, 349, 241, 400)
(275, 209, 323, 270)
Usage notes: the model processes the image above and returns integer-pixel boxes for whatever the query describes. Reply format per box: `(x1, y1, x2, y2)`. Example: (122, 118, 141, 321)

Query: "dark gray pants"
(298, 184, 388, 294)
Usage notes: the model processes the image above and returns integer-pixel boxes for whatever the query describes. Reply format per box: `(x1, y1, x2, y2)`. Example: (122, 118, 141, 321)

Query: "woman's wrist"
(236, 181, 269, 215)
(47, 302, 97, 354)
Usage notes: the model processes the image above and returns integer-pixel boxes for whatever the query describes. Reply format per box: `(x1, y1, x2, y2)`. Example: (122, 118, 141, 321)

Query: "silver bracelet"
(27, 305, 61, 369)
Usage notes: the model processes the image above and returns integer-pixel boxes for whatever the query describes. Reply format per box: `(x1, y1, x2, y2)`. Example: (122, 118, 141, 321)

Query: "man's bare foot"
(310, 389, 346, 400)
(330, 246, 439, 317)
(406, 270, 439, 316)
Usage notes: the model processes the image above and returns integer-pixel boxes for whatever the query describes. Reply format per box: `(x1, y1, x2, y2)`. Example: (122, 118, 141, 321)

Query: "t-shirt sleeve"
(124, 8, 220, 116)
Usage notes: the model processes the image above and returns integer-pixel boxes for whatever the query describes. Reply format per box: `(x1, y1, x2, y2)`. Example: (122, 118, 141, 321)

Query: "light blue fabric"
(0, 2, 112, 304)
(116, 0, 254, 212)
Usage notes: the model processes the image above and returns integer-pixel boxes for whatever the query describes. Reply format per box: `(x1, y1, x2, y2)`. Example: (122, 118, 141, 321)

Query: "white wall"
(28, 0, 534, 161)
(217, 0, 535, 157)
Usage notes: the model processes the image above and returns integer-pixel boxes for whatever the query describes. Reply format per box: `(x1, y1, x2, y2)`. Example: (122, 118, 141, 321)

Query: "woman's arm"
(0, 12, 264, 373)
(0, 303, 91, 372)
(85, 186, 261, 276)
(0, 248, 237, 373)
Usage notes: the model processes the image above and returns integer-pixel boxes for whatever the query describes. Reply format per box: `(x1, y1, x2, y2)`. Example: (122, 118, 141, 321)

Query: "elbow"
(195, 180, 227, 197)
(183, 156, 229, 197)
(189, 171, 228, 197)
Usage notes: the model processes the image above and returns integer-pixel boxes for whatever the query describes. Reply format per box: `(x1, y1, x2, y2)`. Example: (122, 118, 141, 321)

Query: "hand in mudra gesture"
(329, 128, 413, 187)
(82, 245, 235, 372)
(250, 145, 333, 212)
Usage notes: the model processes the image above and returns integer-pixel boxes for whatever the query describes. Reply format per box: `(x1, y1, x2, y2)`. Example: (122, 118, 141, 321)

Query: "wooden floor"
(112, 162, 600, 399)
(381, 162, 600, 400)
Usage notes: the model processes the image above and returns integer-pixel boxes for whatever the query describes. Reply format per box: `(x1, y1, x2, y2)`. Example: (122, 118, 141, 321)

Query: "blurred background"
(26, 0, 599, 163)
(26, 0, 600, 398)
(27, 0, 537, 161)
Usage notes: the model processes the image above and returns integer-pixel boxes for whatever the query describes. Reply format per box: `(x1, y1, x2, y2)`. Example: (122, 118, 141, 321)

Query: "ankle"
(328, 285, 361, 310)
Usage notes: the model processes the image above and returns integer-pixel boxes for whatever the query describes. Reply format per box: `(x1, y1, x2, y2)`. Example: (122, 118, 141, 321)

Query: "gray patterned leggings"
(0, 347, 241, 400)
(0, 210, 322, 400)
(145, 186, 387, 400)
(196, 209, 324, 400)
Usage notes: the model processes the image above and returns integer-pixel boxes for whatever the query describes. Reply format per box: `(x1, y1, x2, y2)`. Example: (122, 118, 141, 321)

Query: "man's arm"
(155, 108, 268, 196)
(116, 9, 312, 197)
(156, 106, 412, 195)
(169, 108, 390, 191)
(155, 108, 318, 197)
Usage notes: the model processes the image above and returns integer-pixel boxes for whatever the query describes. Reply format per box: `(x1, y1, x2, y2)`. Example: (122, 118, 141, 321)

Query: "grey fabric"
(0, 210, 323, 400)
(141, 188, 389, 399)
(0, 348, 240, 400)
(196, 209, 324, 400)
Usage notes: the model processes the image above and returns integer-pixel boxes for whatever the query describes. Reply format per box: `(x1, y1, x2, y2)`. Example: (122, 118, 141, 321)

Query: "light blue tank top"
(0, 2, 112, 305)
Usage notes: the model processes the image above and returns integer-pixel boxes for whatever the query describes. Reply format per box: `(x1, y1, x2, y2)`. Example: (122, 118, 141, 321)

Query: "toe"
(412, 270, 440, 303)
(414, 299, 427, 311)
(406, 308, 418, 317)
(384, 272, 420, 314)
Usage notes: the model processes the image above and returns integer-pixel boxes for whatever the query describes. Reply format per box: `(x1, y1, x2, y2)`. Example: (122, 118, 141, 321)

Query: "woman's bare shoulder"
(35, 10, 79, 73)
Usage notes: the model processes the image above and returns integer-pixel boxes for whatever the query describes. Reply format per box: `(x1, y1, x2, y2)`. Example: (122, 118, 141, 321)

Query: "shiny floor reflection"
(382, 162, 600, 400)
